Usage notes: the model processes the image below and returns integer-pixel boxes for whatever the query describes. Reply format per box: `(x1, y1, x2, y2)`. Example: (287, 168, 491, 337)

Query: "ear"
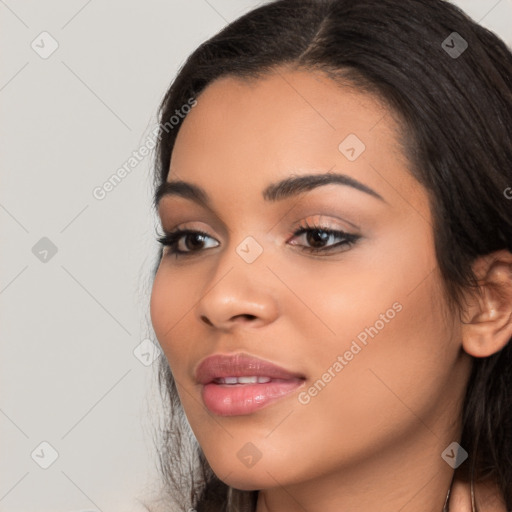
(461, 249, 512, 358)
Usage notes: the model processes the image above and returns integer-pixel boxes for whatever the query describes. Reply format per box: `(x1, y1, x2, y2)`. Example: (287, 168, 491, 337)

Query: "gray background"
(1, 1, 511, 511)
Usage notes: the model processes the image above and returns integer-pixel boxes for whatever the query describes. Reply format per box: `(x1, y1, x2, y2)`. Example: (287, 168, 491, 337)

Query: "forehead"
(167, 67, 417, 207)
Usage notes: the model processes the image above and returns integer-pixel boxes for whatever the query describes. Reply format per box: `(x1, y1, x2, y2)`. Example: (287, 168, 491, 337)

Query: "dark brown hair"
(150, 1, 512, 509)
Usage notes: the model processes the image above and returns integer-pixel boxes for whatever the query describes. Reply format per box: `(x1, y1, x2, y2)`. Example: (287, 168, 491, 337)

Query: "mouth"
(195, 353, 306, 416)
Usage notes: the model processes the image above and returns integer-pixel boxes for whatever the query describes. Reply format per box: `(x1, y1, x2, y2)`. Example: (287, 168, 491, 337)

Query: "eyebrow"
(154, 172, 385, 209)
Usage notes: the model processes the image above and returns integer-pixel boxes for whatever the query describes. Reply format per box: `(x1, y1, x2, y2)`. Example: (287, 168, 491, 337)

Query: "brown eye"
(157, 229, 219, 256)
(305, 229, 331, 248)
(289, 224, 361, 254)
(182, 233, 208, 251)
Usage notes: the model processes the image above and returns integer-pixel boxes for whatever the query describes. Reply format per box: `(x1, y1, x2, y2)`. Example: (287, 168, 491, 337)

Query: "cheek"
(149, 264, 196, 365)
(266, 219, 439, 371)
(150, 267, 171, 349)
(289, 271, 456, 458)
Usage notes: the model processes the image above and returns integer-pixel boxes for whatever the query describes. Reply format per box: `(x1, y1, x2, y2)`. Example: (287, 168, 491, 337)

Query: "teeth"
(238, 376, 258, 384)
(216, 376, 272, 384)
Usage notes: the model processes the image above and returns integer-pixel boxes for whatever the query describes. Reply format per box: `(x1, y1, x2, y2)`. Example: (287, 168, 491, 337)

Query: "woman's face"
(150, 67, 472, 502)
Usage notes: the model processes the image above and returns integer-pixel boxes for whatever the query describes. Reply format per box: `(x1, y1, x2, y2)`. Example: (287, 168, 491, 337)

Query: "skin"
(150, 66, 512, 512)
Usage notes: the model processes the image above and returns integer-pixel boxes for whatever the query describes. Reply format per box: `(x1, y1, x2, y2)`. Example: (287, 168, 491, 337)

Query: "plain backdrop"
(1, 1, 511, 511)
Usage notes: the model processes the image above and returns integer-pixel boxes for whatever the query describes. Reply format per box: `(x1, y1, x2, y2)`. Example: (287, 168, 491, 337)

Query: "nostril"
(200, 313, 257, 327)
(200, 315, 214, 326)
(235, 314, 257, 321)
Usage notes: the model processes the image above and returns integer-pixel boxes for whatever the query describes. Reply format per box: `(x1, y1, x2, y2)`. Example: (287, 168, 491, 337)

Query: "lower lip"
(201, 379, 304, 416)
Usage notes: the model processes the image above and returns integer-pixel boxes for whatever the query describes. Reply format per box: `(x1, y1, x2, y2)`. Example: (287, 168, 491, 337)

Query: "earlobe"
(460, 249, 512, 359)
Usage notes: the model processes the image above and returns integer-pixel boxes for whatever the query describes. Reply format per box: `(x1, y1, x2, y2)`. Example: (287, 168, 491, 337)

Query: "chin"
(202, 450, 284, 491)
(215, 469, 272, 492)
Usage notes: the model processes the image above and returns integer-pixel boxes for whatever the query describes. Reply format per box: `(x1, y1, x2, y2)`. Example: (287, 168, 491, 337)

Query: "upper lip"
(195, 353, 305, 384)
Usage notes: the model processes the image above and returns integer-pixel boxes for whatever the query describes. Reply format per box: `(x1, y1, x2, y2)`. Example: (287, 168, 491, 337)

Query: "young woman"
(148, 1, 512, 510)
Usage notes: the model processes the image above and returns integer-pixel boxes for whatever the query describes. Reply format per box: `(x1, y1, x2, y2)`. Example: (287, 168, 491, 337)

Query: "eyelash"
(156, 220, 361, 258)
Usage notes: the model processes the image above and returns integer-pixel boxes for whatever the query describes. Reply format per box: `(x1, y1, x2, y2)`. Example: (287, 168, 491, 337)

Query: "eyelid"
(158, 205, 229, 238)
(160, 214, 360, 243)
(160, 220, 216, 235)
(288, 214, 360, 236)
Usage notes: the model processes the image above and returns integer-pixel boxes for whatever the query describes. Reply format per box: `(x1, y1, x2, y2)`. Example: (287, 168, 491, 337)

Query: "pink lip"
(195, 353, 306, 416)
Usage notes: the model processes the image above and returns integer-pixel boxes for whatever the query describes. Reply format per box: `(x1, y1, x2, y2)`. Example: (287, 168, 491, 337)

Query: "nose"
(196, 251, 280, 332)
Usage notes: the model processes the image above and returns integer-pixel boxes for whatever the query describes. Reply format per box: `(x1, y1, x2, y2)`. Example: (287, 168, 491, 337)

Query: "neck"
(255, 428, 456, 512)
